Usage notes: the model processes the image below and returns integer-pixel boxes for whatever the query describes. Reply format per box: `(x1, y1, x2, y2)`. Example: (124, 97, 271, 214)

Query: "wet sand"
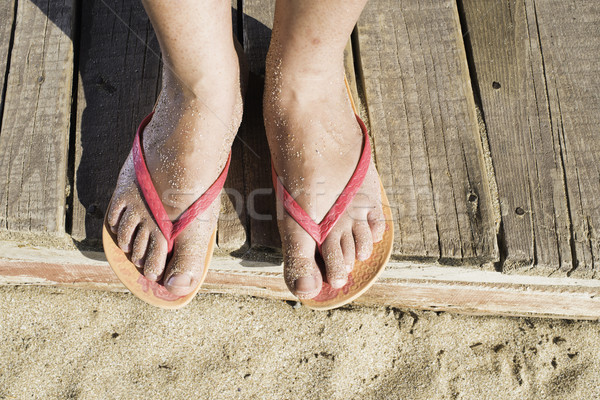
(1, 285, 599, 399)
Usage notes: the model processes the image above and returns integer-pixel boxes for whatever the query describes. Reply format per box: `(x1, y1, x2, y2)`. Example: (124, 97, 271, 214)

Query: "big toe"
(281, 222, 323, 299)
(284, 256, 322, 299)
(163, 241, 208, 297)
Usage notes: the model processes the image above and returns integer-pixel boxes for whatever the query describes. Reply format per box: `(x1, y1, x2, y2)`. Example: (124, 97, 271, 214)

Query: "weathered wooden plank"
(217, 2, 250, 251)
(242, 0, 273, 78)
(357, 0, 498, 263)
(0, 0, 74, 233)
(461, 0, 569, 273)
(462, 0, 599, 276)
(72, 0, 161, 242)
(240, 0, 280, 248)
(0, 0, 16, 121)
(2, 241, 600, 320)
(533, 1, 600, 277)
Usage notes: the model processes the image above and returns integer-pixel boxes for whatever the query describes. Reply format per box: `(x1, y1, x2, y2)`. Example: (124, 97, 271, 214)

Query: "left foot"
(264, 49, 386, 299)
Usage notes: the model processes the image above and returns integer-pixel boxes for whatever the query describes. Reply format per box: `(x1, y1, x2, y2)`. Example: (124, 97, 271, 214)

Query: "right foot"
(107, 60, 244, 296)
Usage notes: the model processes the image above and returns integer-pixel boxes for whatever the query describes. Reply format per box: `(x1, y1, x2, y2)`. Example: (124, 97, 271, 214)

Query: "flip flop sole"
(301, 180, 394, 310)
(102, 201, 215, 310)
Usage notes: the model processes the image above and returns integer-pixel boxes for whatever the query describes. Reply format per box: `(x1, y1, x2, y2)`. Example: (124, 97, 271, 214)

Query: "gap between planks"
(0, 0, 17, 133)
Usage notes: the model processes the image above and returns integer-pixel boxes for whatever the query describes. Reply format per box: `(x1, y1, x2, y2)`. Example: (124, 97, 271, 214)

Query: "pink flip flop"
(272, 78, 394, 310)
(103, 112, 230, 309)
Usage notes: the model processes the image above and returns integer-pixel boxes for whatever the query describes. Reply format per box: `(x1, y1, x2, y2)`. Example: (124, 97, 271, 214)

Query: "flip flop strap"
(133, 112, 231, 252)
(272, 114, 371, 247)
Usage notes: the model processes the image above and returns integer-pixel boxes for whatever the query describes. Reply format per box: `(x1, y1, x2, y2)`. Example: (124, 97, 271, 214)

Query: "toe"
(117, 208, 140, 253)
(353, 221, 374, 261)
(143, 233, 168, 281)
(368, 206, 386, 243)
(131, 224, 150, 269)
(340, 232, 355, 273)
(163, 244, 207, 297)
(107, 199, 126, 233)
(321, 235, 348, 289)
(281, 223, 323, 299)
(283, 256, 322, 299)
(161, 215, 216, 296)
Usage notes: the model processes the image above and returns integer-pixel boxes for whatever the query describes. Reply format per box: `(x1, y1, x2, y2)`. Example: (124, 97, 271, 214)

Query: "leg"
(264, 0, 386, 298)
(107, 0, 245, 295)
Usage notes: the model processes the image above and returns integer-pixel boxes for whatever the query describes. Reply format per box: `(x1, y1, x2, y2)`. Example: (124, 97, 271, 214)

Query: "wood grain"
(0, 0, 16, 122)
(534, 1, 600, 277)
(71, 0, 161, 242)
(356, 0, 498, 263)
(462, 0, 600, 276)
(240, 0, 281, 248)
(242, 0, 274, 78)
(0, 0, 74, 233)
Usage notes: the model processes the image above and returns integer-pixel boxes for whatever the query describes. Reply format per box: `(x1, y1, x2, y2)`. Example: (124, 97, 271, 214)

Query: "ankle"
(266, 57, 346, 107)
(266, 41, 345, 83)
(156, 59, 242, 126)
(162, 50, 240, 100)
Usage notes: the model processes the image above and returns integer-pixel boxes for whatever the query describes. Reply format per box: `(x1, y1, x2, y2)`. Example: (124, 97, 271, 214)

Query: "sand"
(1, 286, 599, 399)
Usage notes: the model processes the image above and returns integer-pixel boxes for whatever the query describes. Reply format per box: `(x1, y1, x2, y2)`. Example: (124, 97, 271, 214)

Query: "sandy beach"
(1, 286, 599, 399)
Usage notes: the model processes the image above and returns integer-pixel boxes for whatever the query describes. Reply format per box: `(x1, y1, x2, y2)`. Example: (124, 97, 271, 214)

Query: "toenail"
(294, 276, 317, 294)
(330, 278, 347, 289)
(167, 274, 191, 288)
(145, 272, 157, 281)
(345, 264, 353, 273)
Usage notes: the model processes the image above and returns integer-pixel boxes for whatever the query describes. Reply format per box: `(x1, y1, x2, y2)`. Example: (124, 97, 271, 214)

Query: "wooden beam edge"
(0, 241, 599, 320)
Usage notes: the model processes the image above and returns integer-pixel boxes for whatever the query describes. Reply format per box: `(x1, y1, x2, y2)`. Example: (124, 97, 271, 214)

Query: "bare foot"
(107, 61, 244, 296)
(264, 52, 386, 299)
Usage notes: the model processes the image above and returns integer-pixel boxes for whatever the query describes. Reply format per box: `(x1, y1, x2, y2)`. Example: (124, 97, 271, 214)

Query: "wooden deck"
(1, 0, 599, 318)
